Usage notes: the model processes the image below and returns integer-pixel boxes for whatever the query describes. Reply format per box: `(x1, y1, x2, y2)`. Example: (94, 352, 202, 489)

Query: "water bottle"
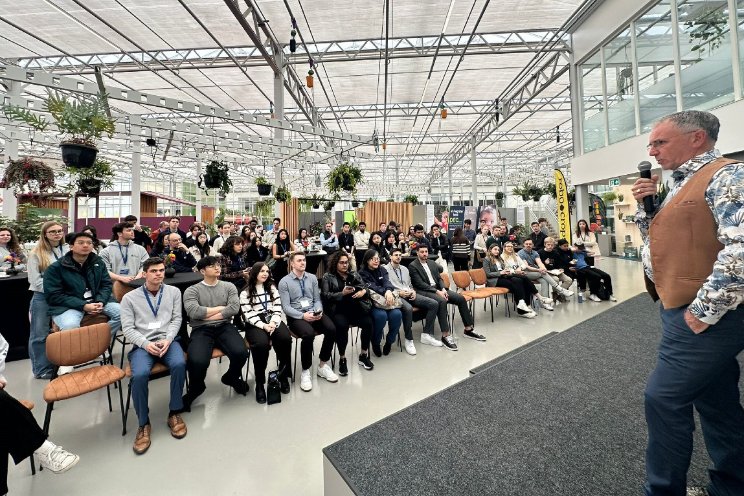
(578, 292, 584, 303)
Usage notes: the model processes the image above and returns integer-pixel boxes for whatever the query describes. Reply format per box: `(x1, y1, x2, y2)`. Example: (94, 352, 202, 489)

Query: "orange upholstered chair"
(469, 268, 511, 318)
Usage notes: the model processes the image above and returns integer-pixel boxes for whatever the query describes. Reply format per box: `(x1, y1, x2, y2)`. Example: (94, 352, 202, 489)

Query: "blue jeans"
(52, 301, 121, 337)
(644, 305, 744, 496)
(371, 307, 402, 345)
(129, 341, 186, 427)
(28, 292, 54, 378)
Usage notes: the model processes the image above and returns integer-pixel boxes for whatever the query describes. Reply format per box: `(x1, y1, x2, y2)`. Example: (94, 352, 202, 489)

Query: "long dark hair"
(81, 224, 101, 250)
(194, 233, 211, 258)
(575, 219, 590, 237)
(362, 248, 379, 269)
(0, 226, 22, 253)
(246, 262, 275, 302)
(274, 229, 290, 252)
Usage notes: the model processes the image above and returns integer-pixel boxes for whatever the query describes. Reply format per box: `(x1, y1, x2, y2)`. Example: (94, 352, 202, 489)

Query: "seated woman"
(367, 232, 390, 265)
(81, 225, 105, 253)
(219, 236, 248, 291)
(538, 237, 574, 298)
(0, 226, 26, 269)
(482, 242, 537, 318)
(395, 231, 409, 253)
(501, 241, 555, 311)
(572, 243, 617, 302)
(239, 262, 292, 403)
(245, 236, 269, 267)
(240, 226, 253, 247)
(188, 232, 211, 264)
(383, 231, 397, 257)
(294, 228, 311, 252)
(359, 250, 403, 358)
(271, 229, 295, 281)
(321, 251, 375, 373)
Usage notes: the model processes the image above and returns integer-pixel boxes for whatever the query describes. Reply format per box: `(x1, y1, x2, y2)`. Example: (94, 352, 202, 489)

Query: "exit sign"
(608, 178, 621, 187)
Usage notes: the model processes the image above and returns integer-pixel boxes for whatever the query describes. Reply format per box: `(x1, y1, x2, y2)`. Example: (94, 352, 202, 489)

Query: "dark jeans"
(488, 275, 537, 307)
(329, 309, 373, 355)
(186, 322, 249, 399)
(371, 307, 402, 345)
(578, 267, 613, 296)
(129, 341, 186, 427)
(0, 389, 47, 495)
(244, 322, 292, 384)
(421, 289, 474, 332)
(644, 306, 744, 496)
(400, 293, 439, 337)
(287, 314, 336, 370)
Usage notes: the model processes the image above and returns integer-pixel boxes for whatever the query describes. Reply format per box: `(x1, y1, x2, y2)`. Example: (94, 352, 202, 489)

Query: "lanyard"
(395, 267, 402, 282)
(51, 245, 63, 260)
(297, 276, 306, 297)
(260, 291, 271, 313)
(143, 284, 164, 318)
(116, 242, 129, 265)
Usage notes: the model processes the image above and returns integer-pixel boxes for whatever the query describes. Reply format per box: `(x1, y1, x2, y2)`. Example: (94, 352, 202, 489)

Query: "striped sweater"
(240, 283, 283, 329)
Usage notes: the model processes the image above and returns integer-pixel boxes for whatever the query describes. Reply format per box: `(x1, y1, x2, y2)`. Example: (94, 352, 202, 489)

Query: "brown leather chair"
(112, 280, 135, 303)
(451, 270, 499, 325)
(468, 268, 511, 318)
(122, 361, 171, 436)
(42, 323, 126, 436)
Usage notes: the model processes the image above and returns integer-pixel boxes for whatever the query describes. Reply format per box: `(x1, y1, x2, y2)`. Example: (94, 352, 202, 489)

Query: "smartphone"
(313, 310, 322, 316)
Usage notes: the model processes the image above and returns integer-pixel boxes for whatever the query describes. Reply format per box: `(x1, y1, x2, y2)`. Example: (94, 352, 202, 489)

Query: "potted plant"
(255, 176, 272, 196)
(274, 185, 292, 203)
(307, 69, 314, 88)
(617, 193, 624, 203)
(0, 157, 56, 196)
(199, 160, 232, 196)
(327, 162, 363, 194)
(3, 91, 115, 169)
(512, 181, 535, 202)
(351, 200, 360, 208)
(530, 185, 544, 202)
(255, 199, 276, 220)
(403, 194, 418, 205)
(495, 191, 505, 207)
(163, 253, 177, 278)
(323, 200, 335, 212)
(601, 191, 618, 204)
(64, 158, 115, 197)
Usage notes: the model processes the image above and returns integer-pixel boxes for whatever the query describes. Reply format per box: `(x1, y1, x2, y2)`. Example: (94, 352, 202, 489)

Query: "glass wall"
(603, 28, 637, 143)
(580, 51, 605, 153)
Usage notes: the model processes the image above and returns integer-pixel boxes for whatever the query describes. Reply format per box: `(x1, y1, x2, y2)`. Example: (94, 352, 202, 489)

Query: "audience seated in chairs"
(188, 232, 212, 264)
(410, 224, 432, 255)
(428, 224, 450, 273)
(501, 241, 555, 312)
(120, 257, 187, 455)
(518, 239, 574, 303)
(211, 222, 233, 253)
(482, 242, 537, 318)
(240, 262, 293, 403)
(124, 215, 153, 252)
(100, 222, 148, 284)
(367, 232, 390, 265)
(338, 222, 356, 271)
(571, 243, 617, 302)
(353, 222, 371, 251)
(277, 252, 338, 392)
(319, 222, 339, 256)
(473, 225, 490, 269)
(182, 256, 250, 411)
(538, 237, 574, 300)
(0, 226, 26, 267)
(271, 229, 295, 282)
(219, 236, 248, 292)
(244, 236, 269, 267)
(153, 217, 187, 255)
(528, 222, 547, 251)
(321, 251, 376, 372)
(359, 249, 403, 359)
(295, 228, 311, 252)
(158, 233, 197, 273)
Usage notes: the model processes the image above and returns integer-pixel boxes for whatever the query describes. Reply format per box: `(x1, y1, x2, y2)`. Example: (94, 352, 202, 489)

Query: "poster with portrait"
(476, 205, 501, 233)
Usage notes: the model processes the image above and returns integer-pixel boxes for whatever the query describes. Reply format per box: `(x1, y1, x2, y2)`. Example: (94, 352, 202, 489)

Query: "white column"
(394, 157, 399, 201)
(470, 137, 477, 207)
(130, 121, 142, 218)
(448, 165, 453, 205)
(195, 157, 203, 222)
(1, 81, 20, 219)
(274, 50, 285, 218)
(575, 184, 590, 226)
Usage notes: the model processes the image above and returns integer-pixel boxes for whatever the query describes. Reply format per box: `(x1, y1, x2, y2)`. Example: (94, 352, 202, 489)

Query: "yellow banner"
(554, 169, 571, 244)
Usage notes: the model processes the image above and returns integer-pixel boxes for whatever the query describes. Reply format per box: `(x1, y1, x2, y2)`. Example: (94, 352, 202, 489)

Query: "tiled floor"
(5, 257, 647, 496)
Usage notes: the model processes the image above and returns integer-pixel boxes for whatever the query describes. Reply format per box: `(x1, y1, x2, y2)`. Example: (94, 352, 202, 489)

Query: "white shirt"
(421, 263, 436, 286)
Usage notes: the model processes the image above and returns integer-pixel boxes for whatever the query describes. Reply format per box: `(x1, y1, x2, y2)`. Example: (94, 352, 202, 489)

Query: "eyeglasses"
(646, 130, 697, 150)
(47, 229, 64, 234)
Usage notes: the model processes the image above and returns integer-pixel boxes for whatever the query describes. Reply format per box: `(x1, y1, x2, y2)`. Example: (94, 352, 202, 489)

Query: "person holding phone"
(278, 252, 338, 392)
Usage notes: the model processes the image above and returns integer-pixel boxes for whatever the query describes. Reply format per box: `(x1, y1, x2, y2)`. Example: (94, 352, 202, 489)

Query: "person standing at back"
(101, 222, 149, 284)
(633, 110, 744, 496)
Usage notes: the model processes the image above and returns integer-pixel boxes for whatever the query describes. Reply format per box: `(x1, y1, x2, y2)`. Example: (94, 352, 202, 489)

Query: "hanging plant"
(308, 221, 323, 237)
(63, 158, 116, 197)
(274, 185, 292, 203)
(255, 176, 272, 196)
(0, 157, 56, 196)
(352, 200, 360, 208)
(495, 191, 505, 207)
(306, 69, 314, 88)
(327, 161, 363, 194)
(530, 185, 544, 202)
(309, 194, 322, 209)
(3, 91, 115, 169)
(403, 194, 418, 205)
(323, 200, 335, 212)
(512, 181, 537, 202)
(199, 160, 232, 196)
(255, 199, 276, 220)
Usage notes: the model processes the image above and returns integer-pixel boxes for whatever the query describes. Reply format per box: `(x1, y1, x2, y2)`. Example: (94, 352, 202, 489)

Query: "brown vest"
(648, 157, 737, 309)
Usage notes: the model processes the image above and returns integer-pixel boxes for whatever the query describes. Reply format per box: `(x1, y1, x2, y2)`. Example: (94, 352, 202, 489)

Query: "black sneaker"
(255, 384, 266, 404)
(338, 358, 348, 376)
(383, 341, 392, 356)
(441, 335, 458, 351)
(221, 373, 249, 396)
(371, 341, 382, 357)
(280, 376, 290, 394)
(358, 353, 374, 370)
(463, 329, 486, 341)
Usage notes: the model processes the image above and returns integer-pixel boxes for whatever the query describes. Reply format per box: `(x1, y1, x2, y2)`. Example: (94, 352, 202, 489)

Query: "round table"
(0, 272, 31, 361)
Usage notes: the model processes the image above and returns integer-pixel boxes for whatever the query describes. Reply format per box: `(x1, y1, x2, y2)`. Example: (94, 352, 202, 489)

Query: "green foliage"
(62, 158, 116, 194)
(199, 160, 232, 196)
(685, 9, 727, 56)
(403, 194, 418, 205)
(601, 191, 618, 204)
(512, 181, 536, 202)
(544, 183, 557, 199)
(0, 203, 68, 243)
(255, 176, 269, 185)
(326, 162, 363, 194)
(308, 221, 323, 237)
(0, 157, 56, 195)
(274, 186, 292, 203)
(255, 199, 276, 220)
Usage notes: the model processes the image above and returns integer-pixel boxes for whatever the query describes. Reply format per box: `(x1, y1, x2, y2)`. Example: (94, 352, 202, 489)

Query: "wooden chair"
(468, 268, 511, 318)
(42, 323, 126, 436)
(451, 271, 500, 325)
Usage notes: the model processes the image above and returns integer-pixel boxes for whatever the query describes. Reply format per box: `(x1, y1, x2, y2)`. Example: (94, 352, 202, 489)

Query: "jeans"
(644, 306, 744, 496)
(371, 307, 402, 346)
(28, 291, 54, 378)
(128, 341, 186, 427)
(52, 301, 121, 337)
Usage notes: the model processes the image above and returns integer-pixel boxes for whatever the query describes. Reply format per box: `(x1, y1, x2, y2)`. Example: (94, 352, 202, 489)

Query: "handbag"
(369, 289, 403, 310)
(266, 369, 281, 405)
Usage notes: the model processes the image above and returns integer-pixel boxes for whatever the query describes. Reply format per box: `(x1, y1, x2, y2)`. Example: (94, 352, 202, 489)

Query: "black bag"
(266, 369, 282, 405)
(596, 281, 611, 301)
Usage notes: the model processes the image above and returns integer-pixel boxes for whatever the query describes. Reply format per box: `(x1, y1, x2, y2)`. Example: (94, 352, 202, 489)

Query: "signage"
(555, 170, 571, 243)
(608, 178, 621, 187)
(448, 206, 465, 238)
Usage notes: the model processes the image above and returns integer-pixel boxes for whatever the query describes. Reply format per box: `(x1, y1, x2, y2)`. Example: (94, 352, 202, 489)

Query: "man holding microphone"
(633, 110, 744, 496)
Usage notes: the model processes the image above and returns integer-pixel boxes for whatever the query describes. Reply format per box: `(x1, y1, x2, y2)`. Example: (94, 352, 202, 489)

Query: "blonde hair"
(31, 221, 64, 272)
(544, 236, 555, 245)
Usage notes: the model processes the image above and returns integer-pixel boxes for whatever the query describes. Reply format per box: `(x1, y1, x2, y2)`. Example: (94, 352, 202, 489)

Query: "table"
(305, 250, 327, 278)
(0, 273, 31, 361)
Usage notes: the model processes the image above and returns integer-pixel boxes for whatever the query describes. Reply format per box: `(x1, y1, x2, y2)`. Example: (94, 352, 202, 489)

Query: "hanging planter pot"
(203, 174, 221, 189)
(306, 69, 314, 88)
(78, 178, 102, 196)
(257, 184, 271, 196)
(60, 142, 98, 169)
(440, 108, 448, 119)
(352, 201, 360, 207)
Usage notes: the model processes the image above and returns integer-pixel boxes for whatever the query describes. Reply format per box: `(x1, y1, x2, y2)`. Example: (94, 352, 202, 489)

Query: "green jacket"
(44, 251, 115, 316)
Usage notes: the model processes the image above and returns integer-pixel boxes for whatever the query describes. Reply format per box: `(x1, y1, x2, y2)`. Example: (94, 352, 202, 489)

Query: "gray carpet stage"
(323, 293, 744, 496)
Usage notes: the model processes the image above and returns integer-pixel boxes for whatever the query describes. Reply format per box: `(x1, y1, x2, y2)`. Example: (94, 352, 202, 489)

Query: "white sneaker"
(539, 299, 554, 311)
(300, 369, 312, 391)
(36, 445, 80, 474)
(57, 366, 75, 376)
(609, 295, 617, 302)
(317, 363, 339, 383)
(516, 300, 531, 312)
(519, 310, 537, 319)
(589, 294, 601, 302)
(420, 333, 443, 347)
(559, 287, 575, 297)
(404, 339, 417, 355)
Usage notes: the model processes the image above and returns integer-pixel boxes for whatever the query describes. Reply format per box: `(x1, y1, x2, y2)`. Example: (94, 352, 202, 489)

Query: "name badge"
(147, 321, 161, 330)
(299, 297, 312, 309)
(83, 290, 93, 299)
(119, 268, 130, 275)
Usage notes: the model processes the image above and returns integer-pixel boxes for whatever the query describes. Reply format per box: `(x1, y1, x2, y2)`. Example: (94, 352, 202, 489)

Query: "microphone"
(638, 161, 655, 214)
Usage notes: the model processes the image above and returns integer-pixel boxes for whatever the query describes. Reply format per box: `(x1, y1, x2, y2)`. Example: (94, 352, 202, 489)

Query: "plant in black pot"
(199, 160, 232, 196)
(529, 185, 544, 202)
(403, 194, 418, 205)
(274, 185, 292, 203)
(512, 181, 534, 202)
(310, 194, 322, 209)
(327, 162, 363, 194)
(0, 157, 56, 196)
(495, 191, 505, 207)
(64, 158, 115, 197)
(3, 91, 115, 169)
(255, 176, 272, 196)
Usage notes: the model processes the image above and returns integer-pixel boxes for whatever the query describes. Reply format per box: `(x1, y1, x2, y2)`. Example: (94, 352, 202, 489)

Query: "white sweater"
(240, 283, 283, 330)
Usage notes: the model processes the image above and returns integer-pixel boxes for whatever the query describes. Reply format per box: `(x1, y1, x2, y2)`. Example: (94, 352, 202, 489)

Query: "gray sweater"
(100, 240, 149, 276)
(120, 284, 182, 348)
(184, 280, 240, 328)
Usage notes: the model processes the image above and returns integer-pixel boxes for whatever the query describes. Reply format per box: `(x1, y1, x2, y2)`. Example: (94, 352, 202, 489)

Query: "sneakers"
(300, 369, 312, 392)
(539, 296, 554, 311)
(463, 329, 486, 341)
(420, 333, 443, 347)
(36, 444, 80, 472)
(519, 310, 537, 319)
(441, 334, 458, 351)
(588, 294, 601, 302)
(516, 299, 531, 313)
(371, 341, 382, 357)
(317, 363, 339, 383)
(559, 287, 575, 297)
(358, 353, 374, 370)
(57, 365, 75, 376)
(609, 295, 617, 302)
(338, 358, 348, 376)
(404, 339, 417, 355)
(686, 488, 709, 496)
(167, 413, 187, 439)
(383, 341, 392, 356)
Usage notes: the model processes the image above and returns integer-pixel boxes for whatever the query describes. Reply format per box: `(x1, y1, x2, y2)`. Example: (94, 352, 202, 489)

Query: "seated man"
(100, 222, 149, 284)
(120, 257, 187, 455)
(182, 256, 250, 409)
(518, 239, 573, 301)
(410, 224, 432, 255)
(210, 222, 232, 253)
(1, 333, 79, 493)
(278, 252, 338, 392)
(385, 248, 439, 353)
(153, 217, 186, 255)
(529, 222, 547, 251)
(319, 222, 339, 256)
(44, 232, 121, 337)
(159, 233, 197, 273)
(537, 237, 574, 298)
(408, 245, 485, 350)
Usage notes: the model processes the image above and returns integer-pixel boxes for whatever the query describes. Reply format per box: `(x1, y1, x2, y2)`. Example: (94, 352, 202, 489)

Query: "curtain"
(280, 198, 300, 241)
(355, 201, 412, 231)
